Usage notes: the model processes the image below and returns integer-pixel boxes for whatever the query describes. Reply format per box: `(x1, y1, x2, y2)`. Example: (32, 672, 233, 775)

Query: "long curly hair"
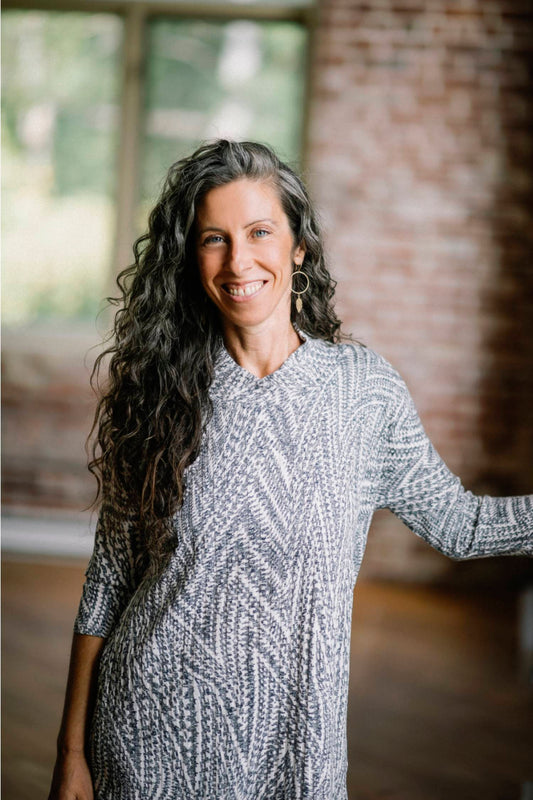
(88, 138, 351, 578)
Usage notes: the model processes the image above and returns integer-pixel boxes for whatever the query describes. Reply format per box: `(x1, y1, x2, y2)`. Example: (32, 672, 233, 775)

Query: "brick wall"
(2, 327, 98, 515)
(305, 0, 533, 583)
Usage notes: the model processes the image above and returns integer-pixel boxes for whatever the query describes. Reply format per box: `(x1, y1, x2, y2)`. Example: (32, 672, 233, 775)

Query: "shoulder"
(332, 342, 422, 444)
(304, 337, 421, 444)
(303, 334, 412, 411)
(319, 339, 406, 400)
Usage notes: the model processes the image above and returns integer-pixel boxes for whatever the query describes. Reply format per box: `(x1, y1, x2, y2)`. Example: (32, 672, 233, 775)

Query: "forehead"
(195, 178, 286, 224)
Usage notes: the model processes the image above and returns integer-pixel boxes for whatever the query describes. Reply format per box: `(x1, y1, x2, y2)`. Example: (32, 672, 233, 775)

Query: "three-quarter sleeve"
(375, 365, 533, 559)
(73, 486, 145, 637)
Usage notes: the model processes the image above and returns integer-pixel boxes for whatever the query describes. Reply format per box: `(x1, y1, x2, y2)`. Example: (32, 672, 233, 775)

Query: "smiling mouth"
(222, 280, 266, 298)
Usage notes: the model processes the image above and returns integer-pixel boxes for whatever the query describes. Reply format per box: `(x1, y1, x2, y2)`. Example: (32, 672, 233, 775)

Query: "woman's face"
(194, 178, 305, 334)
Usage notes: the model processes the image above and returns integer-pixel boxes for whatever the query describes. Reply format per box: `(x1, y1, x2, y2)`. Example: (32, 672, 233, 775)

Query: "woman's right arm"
(47, 633, 106, 800)
(48, 484, 144, 797)
(48, 483, 145, 797)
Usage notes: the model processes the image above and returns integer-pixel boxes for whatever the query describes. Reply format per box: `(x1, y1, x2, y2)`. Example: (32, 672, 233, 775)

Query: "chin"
(219, 304, 274, 328)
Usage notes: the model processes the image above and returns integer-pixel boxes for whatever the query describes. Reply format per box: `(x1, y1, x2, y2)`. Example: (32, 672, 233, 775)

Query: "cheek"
(267, 241, 293, 273)
(196, 256, 215, 288)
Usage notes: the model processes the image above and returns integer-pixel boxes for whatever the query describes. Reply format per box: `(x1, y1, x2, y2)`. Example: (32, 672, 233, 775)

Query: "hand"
(47, 750, 94, 800)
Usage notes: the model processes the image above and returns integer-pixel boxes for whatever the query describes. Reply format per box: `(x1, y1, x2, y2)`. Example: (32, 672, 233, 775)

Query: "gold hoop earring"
(292, 266, 309, 313)
(292, 268, 309, 313)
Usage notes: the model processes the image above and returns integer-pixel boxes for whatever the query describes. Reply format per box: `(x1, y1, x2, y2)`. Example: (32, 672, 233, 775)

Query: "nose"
(226, 237, 249, 275)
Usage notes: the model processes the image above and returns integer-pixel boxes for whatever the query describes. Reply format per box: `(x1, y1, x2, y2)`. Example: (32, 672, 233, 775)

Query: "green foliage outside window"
(1, 10, 123, 323)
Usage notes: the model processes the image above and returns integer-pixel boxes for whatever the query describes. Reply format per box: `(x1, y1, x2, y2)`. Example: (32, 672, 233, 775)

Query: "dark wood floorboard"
(2, 558, 532, 800)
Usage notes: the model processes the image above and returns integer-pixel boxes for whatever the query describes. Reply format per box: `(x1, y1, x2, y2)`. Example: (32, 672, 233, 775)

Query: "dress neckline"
(221, 326, 309, 379)
(209, 326, 326, 403)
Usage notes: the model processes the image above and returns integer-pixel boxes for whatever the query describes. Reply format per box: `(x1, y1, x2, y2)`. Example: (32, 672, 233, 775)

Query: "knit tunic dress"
(73, 331, 532, 800)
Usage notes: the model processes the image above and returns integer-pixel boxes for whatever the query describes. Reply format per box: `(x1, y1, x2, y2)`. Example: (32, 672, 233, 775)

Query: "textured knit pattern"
(74, 332, 533, 800)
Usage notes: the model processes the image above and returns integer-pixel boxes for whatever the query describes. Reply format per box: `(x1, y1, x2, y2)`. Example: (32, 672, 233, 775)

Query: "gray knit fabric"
(73, 331, 532, 799)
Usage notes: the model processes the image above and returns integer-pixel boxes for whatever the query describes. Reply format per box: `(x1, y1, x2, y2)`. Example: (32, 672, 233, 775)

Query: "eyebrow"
(197, 218, 278, 235)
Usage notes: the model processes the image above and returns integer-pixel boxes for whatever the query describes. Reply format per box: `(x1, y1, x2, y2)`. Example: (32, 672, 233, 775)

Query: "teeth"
(225, 281, 264, 297)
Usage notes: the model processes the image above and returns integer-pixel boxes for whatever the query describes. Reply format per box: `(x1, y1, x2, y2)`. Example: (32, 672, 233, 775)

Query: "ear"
(294, 240, 306, 266)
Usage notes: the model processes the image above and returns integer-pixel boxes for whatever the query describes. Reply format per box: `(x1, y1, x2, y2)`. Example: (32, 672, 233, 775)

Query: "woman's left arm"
(376, 367, 532, 559)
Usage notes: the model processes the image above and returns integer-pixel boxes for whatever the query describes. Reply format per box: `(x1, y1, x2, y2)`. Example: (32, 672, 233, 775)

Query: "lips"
(222, 280, 266, 298)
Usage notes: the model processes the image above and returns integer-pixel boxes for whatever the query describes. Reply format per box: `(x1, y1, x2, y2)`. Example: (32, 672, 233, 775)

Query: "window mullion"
(108, 4, 147, 304)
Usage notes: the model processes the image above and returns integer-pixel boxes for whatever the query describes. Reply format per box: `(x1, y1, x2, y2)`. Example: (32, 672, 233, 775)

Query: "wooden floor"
(2, 557, 532, 800)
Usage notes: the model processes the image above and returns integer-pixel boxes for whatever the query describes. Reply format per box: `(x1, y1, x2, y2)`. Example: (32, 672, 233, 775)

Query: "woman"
(48, 139, 532, 800)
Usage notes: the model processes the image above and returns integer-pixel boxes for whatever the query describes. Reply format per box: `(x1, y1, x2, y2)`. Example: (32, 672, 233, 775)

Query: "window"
(1, 4, 310, 325)
(140, 17, 307, 229)
(1, 10, 123, 323)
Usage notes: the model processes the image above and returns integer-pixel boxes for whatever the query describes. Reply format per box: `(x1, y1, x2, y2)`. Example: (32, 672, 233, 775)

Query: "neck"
(221, 318, 304, 379)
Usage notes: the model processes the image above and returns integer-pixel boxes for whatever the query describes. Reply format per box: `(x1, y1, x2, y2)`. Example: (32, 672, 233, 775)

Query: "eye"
(252, 228, 270, 238)
(203, 234, 224, 245)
